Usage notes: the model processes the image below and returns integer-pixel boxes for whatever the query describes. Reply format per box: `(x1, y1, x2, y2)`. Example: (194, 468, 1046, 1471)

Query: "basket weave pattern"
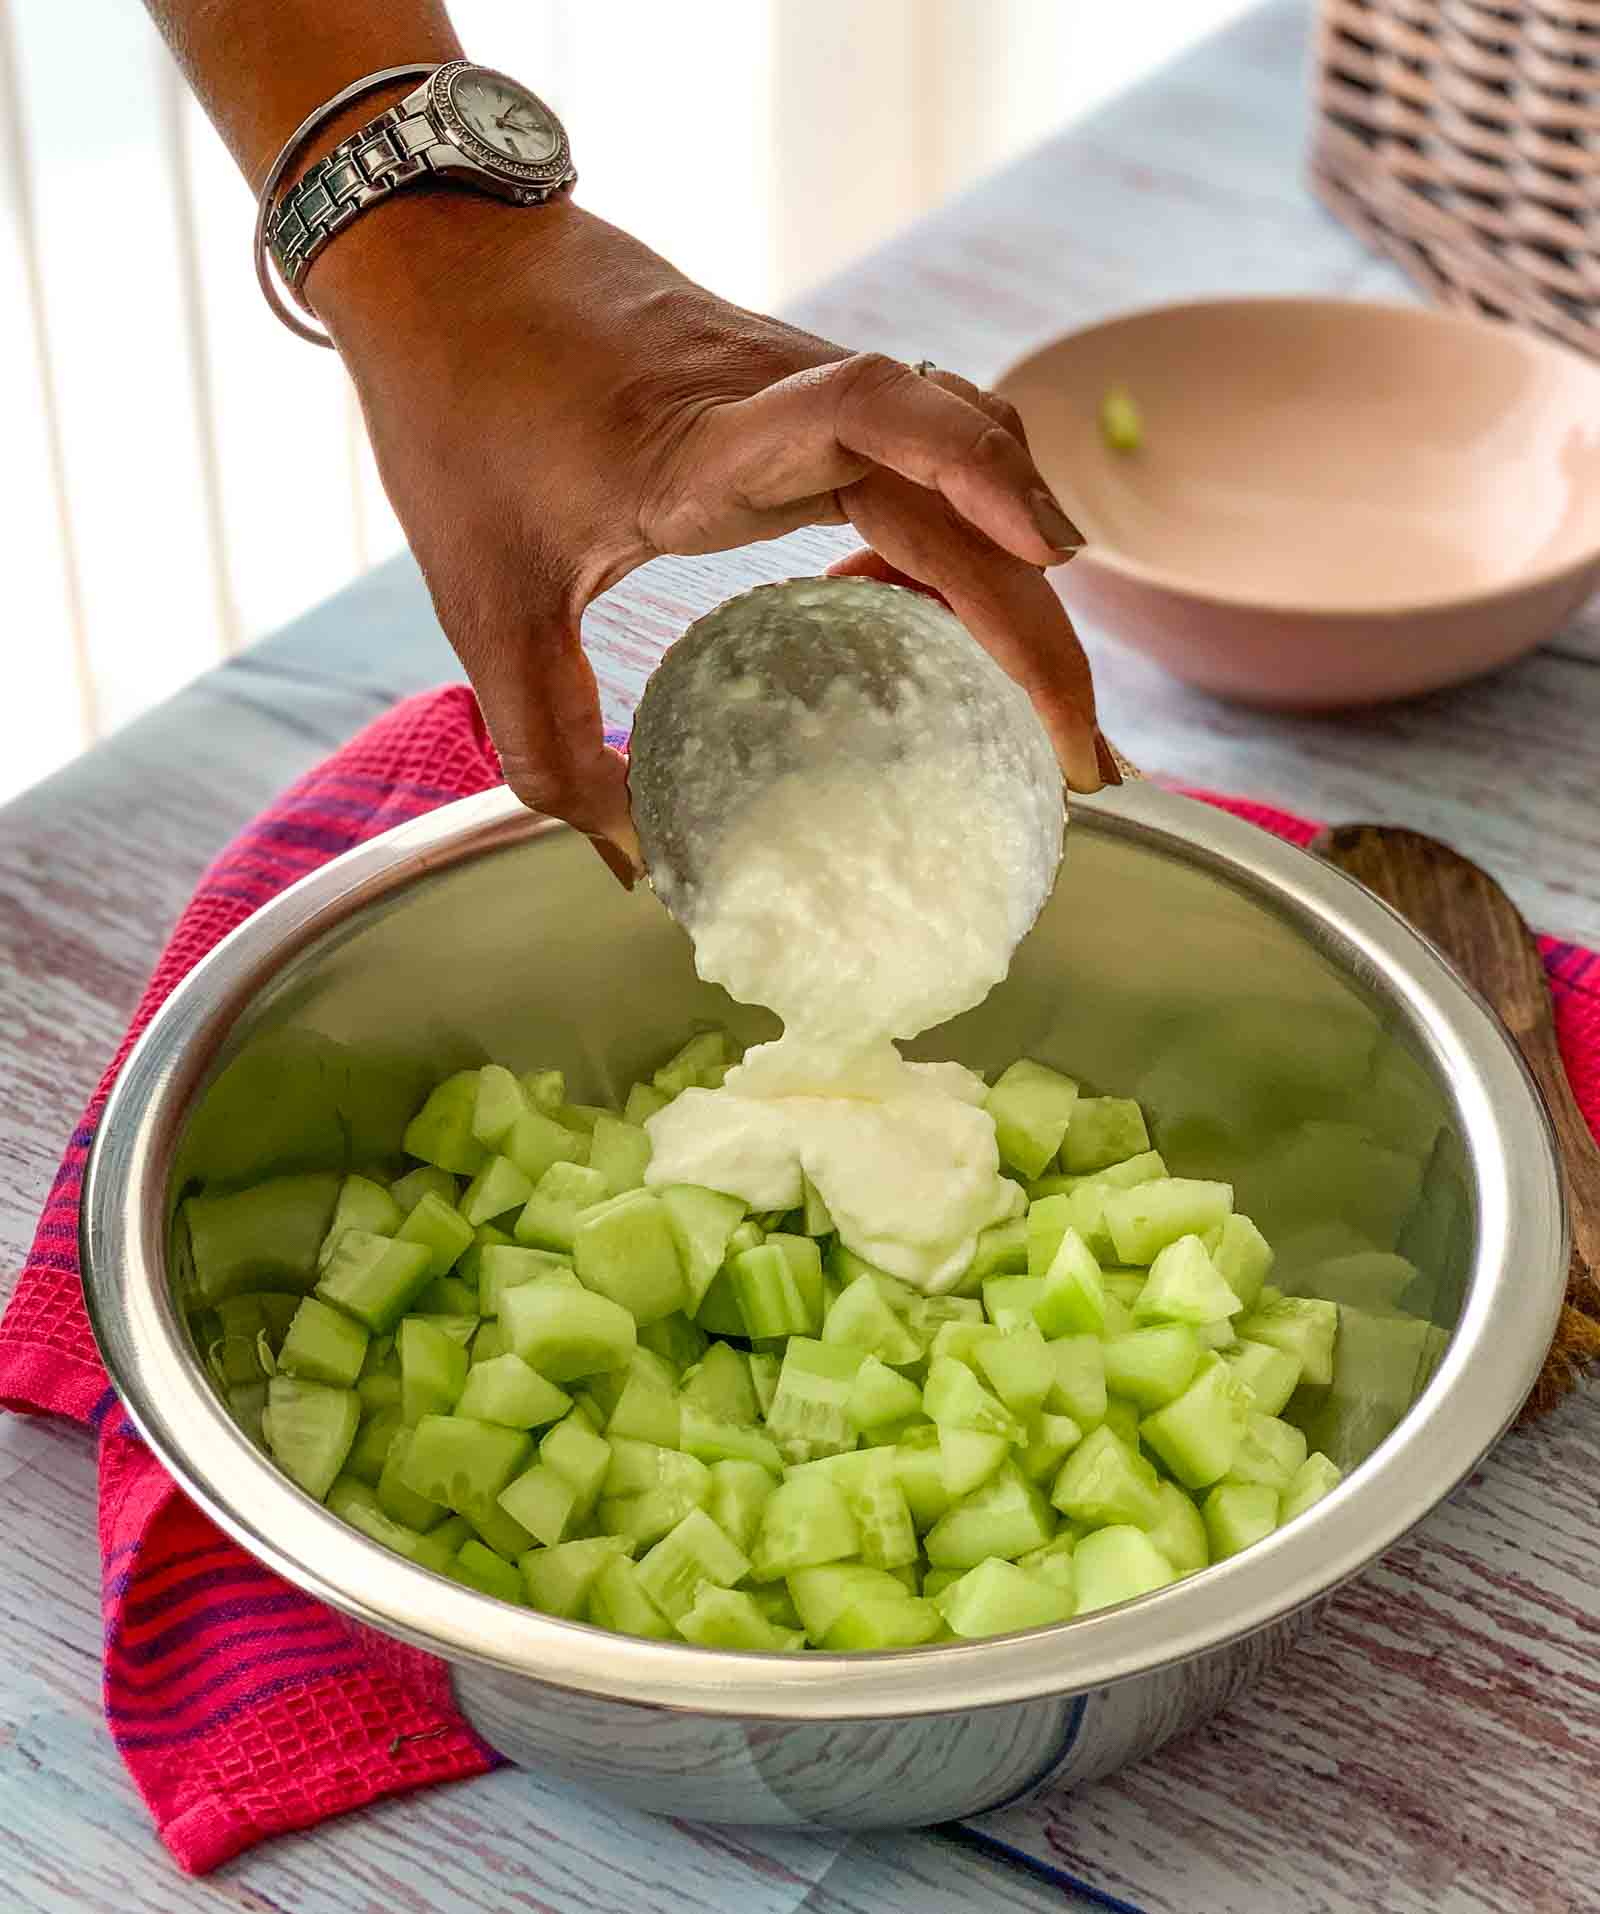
(1312, 0, 1599, 355)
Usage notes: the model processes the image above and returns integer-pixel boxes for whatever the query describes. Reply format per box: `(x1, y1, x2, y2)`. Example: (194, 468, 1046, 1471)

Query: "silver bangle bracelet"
(252, 63, 439, 349)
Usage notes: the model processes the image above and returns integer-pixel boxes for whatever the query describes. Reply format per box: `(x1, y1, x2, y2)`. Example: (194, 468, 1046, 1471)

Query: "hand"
(310, 196, 1111, 880)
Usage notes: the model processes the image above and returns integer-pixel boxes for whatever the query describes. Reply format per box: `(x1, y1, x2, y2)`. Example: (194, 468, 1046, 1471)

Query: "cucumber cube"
(938, 1427, 1010, 1496)
(769, 1234, 826, 1334)
(398, 1315, 469, 1424)
(1280, 1451, 1344, 1525)
(399, 1413, 533, 1525)
(1133, 1235, 1243, 1327)
(1144, 1479, 1209, 1576)
(315, 1232, 434, 1334)
(922, 1357, 1022, 1441)
(1027, 1150, 1166, 1204)
(766, 1338, 860, 1463)
(605, 1350, 682, 1448)
(1061, 1097, 1150, 1174)
(1236, 1296, 1339, 1387)
(521, 1067, 566, 1113)
(656, 1184, 747, 1310)
(824, 1274, 921, 1364)
(975, 1324, 1055, 1419)
(1221, 1338, 1302, 1417)
(319, 1175, 403, 1263)
(637, 1507, 751, 1621)
(415, 1275, 479, 1317)
(1104, 1179, 1234, 1266)
(478, 1245, 573, 1316)
(893, 1433, 953, 1531)
(751, 1474, 859, 1581)
(708, 1458, 777, 1555)
(403, 1071, 490, 1175)
(848, 1355, 923, 1432)
(967, 1217, 1030, 1286)
(378, 1427, 449, 1530)
(467, 1499, 539, 1563)
(1101, 1324, 1204, 1409)
(680, 1405, 783, 1473)
(822, 1595, 942, 1651)
(574, 1191, 687, 1325)
(801, 1175, 834, 1238)
(1045, 1334, 1107, 1428)
(1033, 1227, 1107, 1336)
(396, 1193, 475, 1280)
(681, 1341, 759, 1424)
(833, 1449, 919, 1569)
(638, 1311, 710, 1373)
(1026, 1193, 1075, 1280)
(1072, 1525, 1177, 1611)
(516, 1161, 613, 1254)
(985, 1059, 1080, 1178)
(262, 1376, 359, 1502)
(1100, 1395, 1141, 1445)
(787, 1564, 910, 1640)
(472, 1063, 529, 1149)
(935, 1558, 1075, 1637)
(589, 1554, 675, 1639)
(1018, 1412, 1084, 1483)
(1227, 1412, 1308, 1492)
(449, 1537, 526, 1603)
(497, 1461, 582, 1546)
(357, 1372, 402, 1415)
(1139, 1354, 1253, 1489)
(185, 1172, 342, 1304)
(277, 1297, 370, 1388)
(730, 1244, 812, 1339)
(747, 1349, 780, 1418)
(588, 1115, 653, 1197)
(502, 1106, 589, 1186)
(925, 1462, 1055, 1569)
(389, 1166, 458, 1215)
(679, 1586, 803, 1651)
(1211, 1213, 1274, 1312)
(981, 1273, 1046, 1332)
(501, 1276, 637, 1381)
(520, 1536, 630, 1618)
(345, 1404, 402, 1486)
(624, 1081, 671, 1128)
(459, 1155, 535, 1228)
(653, 1030, 729, 1096)
(1204, 1481, 1279, 1560)
(1049, 1423, 1161, 1529)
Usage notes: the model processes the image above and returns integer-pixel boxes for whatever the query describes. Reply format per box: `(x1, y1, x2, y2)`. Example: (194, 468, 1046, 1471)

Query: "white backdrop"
(0, 0, 1254, 804)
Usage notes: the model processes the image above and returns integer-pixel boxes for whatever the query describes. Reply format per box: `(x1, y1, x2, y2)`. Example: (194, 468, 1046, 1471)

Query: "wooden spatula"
(1309, 823, 1600, 1418)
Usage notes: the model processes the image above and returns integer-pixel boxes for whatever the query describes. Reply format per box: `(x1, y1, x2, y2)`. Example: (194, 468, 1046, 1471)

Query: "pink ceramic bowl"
(996, 297, 1600, 708)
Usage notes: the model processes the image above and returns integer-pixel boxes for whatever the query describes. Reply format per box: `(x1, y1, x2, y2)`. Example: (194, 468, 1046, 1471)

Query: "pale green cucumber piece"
(1046, 1334, 1107, 1428)
(216, 1290, 300, 1349)
(498, 1462, 581, 1546)
(936, 1557, 1075, 1636)
(357, 1372, 402, 1414)
(1280, 1450, 1343, 1523)
(621, 1081, 668, 1128)
(398, 1315, 469, 1425)
(313, 1232, 434, 1339)
(1105, 1179, 1234, 1266)
(277, 1296, 370, 1388)
(404, 1071, 491, 1175)
(938, 1425, 1008, 1497)
(449, 1536, 525, 1603)
(416, 1312, 479, 1348)
(606, 1349, 682, 1447)
(1061, 1096, 1150, 1174)
(555, 1102, 607, 1137)
(539, 1410, 612, 1514)
(693, 1268, 747, 1337)
(589, 1553, 675, 1638)
(1236, 1296, 1339, 1387)
(604, 1436, 708, 1498)
(653, 1029, 729, 1096)
(1018, 1412, 1083, 1483)
(1027, 1150, 1167, 1204)
(1102, 1324, 1204, 1410)
(1211, 1213, 1274, 1312)
(521, 1067, 565, 1113)
(457, 1222, 514, 1290)
(319, 1175, 403, 1264)
(472, 1063, 529, 1150)
(638, 1311, 709, 1373)
(1133, 1235, 1243, 1327)
(681, 1342, 759, 1424)
(768, 1234, 825, 1334)
(377, 1427, 449, 1530)
(839, 1449, 919, 1569)
(588, 1115, 653, 1197)
(389, 1166, 457, 1215)
(848, 1355, 923, 1431)
(1139, 1353, 1253, 1489)
(479, 1245, 574, 1317)
(925, 1462, 1054, 1568)
(416, 1275, 479, 1317)
(751, 1473, 859, 1580)
(787, 1564, 910, 1640)
(747, 1349, 780, 1418)
(1016, 1530, 1078, 1591)
(655, 1184, 747, 1311)
(1027, 1189, 1117, 1279)
(922, 1357, 1021, 1441)
(677, 1585, 804, 1651)
(520, 1536, 630, 1618)
(824, 1273, 921, 1363)
(597, 1481, 709, 1550)
(708, 1458, 776, 1555)
(895, 1432, 955, 1530)
(340, 1496, 468, 1573)
(573, 1190, 686, 1325)
(1145, 1478, 1209, 1576)
(981, 1273, 1045, 1332)
(1257, 1285, 1284, 1308)
(1204, 1481, 1279, 1559)
(930, 1320, 1004, 1370)
(503, 1106, 589, 1186)
(968, 1216, 1030, 1286)
(1100, 1269, 1147, 1309)
(680, 1404, 783, 1473)
(724, 1244, 806, 1339)
(1049, 1423, 1161, 1528)
(459, 1155, 535, 1228)
(1032, 1227, 1107, 1336)
(501, 1276, 636, 1381)
(263, 1376, 359, 1501)
(822, 1595, 942, 1650)
(399, 1413, 532, 1524)
(801, 1175, 834, 1237)
(636, 1507, 751, 1621)
(727, 1219, 766, 1257)
(467, 1499, 538, 1563)
(985, 1059, 1080, 1178)
(186, 1172, 341, 1304)
(766, 1337, 861, 1463)
(1221, 1337, 1302, 1417)
(1227, 1412, 1308, 1491)
(471, 1320, 506, 1365)
(345, 1404, 402, 1485)
(396, 1193, 474, 1279)
(327, 1474, 382, 1526)
(1073, 1525, 1176, 1611)
(918, 1566, 962, 1603)
(975, 1324, 1054, 1419)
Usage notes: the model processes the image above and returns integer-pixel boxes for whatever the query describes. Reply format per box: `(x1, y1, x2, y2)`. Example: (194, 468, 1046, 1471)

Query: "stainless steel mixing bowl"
(80, 780, 1566, 1828)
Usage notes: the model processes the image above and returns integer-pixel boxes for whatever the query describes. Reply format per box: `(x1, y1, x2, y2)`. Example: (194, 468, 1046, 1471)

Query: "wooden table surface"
(4, 5, 1598, 1911)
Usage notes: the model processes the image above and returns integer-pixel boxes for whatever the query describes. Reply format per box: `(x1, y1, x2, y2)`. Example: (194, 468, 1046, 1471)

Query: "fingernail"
(1029, 489, 1086, 556)
(1094, 729, 1124, 786)
(1058, 724, 1104, 795)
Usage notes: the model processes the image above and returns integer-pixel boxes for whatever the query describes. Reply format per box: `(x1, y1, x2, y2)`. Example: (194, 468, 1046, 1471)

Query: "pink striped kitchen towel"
(1, 681, 1596, 1878)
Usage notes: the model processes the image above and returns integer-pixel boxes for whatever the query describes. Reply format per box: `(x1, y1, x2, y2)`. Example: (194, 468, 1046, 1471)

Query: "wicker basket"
(1312, 0, 1599, 357)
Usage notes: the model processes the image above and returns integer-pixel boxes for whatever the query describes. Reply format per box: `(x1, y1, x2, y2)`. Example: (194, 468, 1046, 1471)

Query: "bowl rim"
(80, 782, 1567, 1721)
(995, 294, 1600, 622)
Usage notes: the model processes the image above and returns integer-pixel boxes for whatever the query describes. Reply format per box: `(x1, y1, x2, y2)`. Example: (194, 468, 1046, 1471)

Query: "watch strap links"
(269, 104, 441, 293)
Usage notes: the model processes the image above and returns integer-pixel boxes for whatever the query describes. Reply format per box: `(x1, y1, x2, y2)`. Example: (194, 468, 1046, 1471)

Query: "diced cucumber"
(833, 1449, 919, 1569)
(892, 1431, 953, 1531)
(1072, 1525, 1176, 1611)
(966, 1217, 1030, 1288)
(342, 1496, 469, 1574)
(457, 1223, 514, 1290)
(1104, 1180, 1234, 1265)
(1280, 1451, 1343, 1523)
(823, 1273, 921, 1364)
(823, 1595, 943, 1651)
(498, 1462, 581, 1546)
(398, 1315, 469, 1424)
(556, 1101, 607, 1137)
(766, 1338, 860, 1463)
(468, 1499, 539, 1563)
(605, 1349, 682, 1447)
(1204, 1481, 1279, 1560)
(1026, 1193, 1075, 1280)
(938, 1426, 1010, 1497)
(1032, 1227, 1107, 1336)
(520, 1536, 630, 1618)
(1027, 1150, 1166, 1204)
(708, 1458, 776, 1555)
(1049, 1423, 1161, 1529)
(399, 1413, 533, 1525)
(1139, 1354, 1253, 1489)
(680, 1341, 757, 1424)
(786, 1564, 910, 1640)
(751, 1474, 859, 1581)
(1061, 1097, 1150, 1174)
(357, 1372, 402, 1415)
(459, 1155, 535, 1228)
(639, 1311, 710, 1373)
(801, 1175, 834, 1238)
(847, 1354, 923, 1432)
(936, 1558, 1075, 1637)
(625, 1081, 672, 1128)
(515, 1160, 610, 1254)
(472, 1063, 529, 1149)
(1145, 1478, 1209, 1576)
(1221, 1338, 1302, 1417)
(680, 1404, 783, 1473)
(404, 1070, 490, 1175)
(1227, 1412, 1308, 1492)
(450, 1537, 526, 1603)
(589, 1553, 675, 1638)
(975, 1324, 1055, 1420)
(503, 1105, 589, 1185)
(389, 1166, 458, 1216)
(1100, 1395, 1141, 1445)
(636, 1507, 751, 1620)
(185, 1173, 341, 1304)
(501, 1276, 637, 1381)
(587, 1115, 653, 1198)
(1211, 1213, 1274, 1312)
(416, 1275, 479, 1317)
(1046, 1334, 1107, 1428)
(573, 1191, 687, 1326)
(1018, 1412, 1083, 1483)
(345, 1404, 402, 1486)
(417, 1312, 479, 1348)
(653, 1030, 729, 1096)
(656, 1184, 747, 1311)
(521, 1067, 565, 1113)
(769, 1234, 825, 1334)
(922, 1357, 1021, 1441)
(1101, 1324, 1204, 1409)
(262, 1376, 359, 1501)
(319, 1175, 403, 1263)
(395, 1191, 474, 1280)
(377, 1427, 449, 1531)
(478, 1245, 573, 1317)
(1100, 1269, 1147, 1309)
(981, 1273, 1045, 1332)
(925, 1462, 1054, 1568)
(985, 1059, 1079, 1178)
(277, 1296, 369, 1389)
(730, 1244, 811, 1339)
(1237, 1296, 1339, 1387)
(1133, 1236, 1243, 1327)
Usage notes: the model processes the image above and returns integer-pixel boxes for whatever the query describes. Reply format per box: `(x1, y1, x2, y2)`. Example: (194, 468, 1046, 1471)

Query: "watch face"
(439, 65, 569, 180)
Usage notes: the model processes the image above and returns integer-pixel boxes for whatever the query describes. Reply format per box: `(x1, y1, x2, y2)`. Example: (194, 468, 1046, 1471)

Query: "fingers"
(838, 472, 1110, 794)
(672, 352, 1082, 569)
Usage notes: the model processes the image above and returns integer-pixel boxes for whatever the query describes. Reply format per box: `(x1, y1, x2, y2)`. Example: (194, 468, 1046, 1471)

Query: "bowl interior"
(998, 298, 1600, 613)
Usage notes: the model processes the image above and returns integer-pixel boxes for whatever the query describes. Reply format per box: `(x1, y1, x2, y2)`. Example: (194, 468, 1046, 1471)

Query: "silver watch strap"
(269, 101, 441, 293)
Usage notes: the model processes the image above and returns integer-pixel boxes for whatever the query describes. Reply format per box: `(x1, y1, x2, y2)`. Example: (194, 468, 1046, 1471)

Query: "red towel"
(2, 682, 1597, 1876)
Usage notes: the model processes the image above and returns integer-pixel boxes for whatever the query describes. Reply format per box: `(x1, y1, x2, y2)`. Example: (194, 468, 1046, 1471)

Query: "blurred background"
(1, 0, 1256, 806)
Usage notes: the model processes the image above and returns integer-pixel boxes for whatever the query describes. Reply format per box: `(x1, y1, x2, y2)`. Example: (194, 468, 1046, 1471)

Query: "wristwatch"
(266, 60, 575, 307)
